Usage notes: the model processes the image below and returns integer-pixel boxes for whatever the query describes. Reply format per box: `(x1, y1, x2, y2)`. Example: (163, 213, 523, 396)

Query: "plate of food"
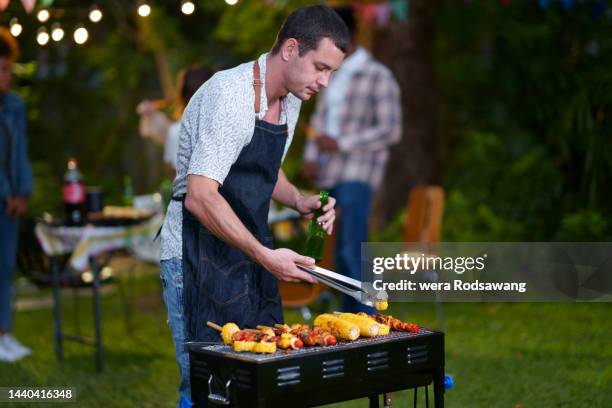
(87, 206, 155, 226)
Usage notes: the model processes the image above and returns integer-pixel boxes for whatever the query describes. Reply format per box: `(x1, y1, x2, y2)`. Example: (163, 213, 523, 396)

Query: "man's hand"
(295, 194, 336, 235)
(257, 248, 317, 283)
(5, 196, 28, 217)
(301, 161, 318, 184)
(315, 134, 338, 153)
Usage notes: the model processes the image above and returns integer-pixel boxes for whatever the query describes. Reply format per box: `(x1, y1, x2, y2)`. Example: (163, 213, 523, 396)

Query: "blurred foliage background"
(1, 0, 610, 242)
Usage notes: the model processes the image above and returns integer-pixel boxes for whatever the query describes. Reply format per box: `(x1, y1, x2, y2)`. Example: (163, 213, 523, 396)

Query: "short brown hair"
(0, 27, 19, 62)
(271, 5, 349, 57)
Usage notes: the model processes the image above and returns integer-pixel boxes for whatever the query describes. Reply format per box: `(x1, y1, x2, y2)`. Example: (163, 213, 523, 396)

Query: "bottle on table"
(123, 176, 134, 207)
(63, 157, 86, 226)
(303, 191, 329, 263)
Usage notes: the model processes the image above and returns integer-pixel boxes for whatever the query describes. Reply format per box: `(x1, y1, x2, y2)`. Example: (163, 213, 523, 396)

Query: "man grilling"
(158, 6, 349, 407)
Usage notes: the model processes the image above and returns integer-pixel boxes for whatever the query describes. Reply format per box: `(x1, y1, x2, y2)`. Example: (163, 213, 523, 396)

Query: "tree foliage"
(436, 1, 612, 240)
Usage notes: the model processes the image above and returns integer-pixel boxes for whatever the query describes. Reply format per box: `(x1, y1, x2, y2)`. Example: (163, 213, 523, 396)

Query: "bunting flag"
(376, 3, 392, 27)
(21, 0, 36, 14)
(0, 0, 9, 11)
(390, 0, 408, 22)
(354, 0, 408, 26)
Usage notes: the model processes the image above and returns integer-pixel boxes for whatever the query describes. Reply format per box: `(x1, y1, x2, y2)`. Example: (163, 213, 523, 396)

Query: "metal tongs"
(296, 264, 388, 308)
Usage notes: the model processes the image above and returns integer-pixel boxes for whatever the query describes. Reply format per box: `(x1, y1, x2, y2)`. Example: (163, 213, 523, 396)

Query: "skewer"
(243, 328, 263, 334)
(207, 321, 223, 332)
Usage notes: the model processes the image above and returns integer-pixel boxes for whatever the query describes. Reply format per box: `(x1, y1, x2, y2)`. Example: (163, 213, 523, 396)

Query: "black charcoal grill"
(187, 328, 445, 407)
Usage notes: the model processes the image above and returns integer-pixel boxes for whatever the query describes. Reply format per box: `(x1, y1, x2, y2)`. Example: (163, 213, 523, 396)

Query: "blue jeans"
(331, 182, 376, 314)
(0, 200, 19, 330)
(160, 258, 191, 407)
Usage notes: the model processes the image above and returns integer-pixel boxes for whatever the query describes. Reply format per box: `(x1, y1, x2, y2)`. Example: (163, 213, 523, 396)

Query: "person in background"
(303, 6, 402, 313)
(137, 66, 213, 176)
(0, 27, 33, 362)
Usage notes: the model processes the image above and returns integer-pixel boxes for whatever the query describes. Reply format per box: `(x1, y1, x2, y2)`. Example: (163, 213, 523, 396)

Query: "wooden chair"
(403, 185, 446, 330)
(404, 186, 445, 244)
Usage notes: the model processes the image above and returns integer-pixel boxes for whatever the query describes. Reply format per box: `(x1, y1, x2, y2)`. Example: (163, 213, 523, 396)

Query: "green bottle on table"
(303, 191, 329, 263)
(123, 176, 134, 207)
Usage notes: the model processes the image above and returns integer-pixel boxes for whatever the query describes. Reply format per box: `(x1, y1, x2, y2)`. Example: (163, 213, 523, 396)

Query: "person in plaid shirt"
(303, 6, 401, 312)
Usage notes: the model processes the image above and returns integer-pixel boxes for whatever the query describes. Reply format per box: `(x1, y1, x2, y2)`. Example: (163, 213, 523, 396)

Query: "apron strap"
(253, 60, 262, 115)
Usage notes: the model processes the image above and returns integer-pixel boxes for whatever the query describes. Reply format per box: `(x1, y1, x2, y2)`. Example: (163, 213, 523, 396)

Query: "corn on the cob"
(232, 340, 256, 352)
(377, 323, 390, 336)
(252, 341, 276, 354)
(335, 313, 380, 337)
(314, 314, 360, 341)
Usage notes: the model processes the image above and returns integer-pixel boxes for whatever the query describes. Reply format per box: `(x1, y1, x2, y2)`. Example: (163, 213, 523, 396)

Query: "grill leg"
(413, 387, 418, 408)
(369, 394, 380, 408)
(434, 370, 444, 408)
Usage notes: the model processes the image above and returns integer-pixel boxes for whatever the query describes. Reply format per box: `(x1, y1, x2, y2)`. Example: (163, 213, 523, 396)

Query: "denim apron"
(181, 61, 286, 342)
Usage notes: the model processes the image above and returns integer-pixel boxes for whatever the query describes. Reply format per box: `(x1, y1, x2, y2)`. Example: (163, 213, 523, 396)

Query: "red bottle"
(63, 157, 85, 226)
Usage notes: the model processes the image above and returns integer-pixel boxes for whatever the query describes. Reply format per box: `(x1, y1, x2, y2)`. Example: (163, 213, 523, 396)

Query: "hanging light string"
(0, 0, 198, 47)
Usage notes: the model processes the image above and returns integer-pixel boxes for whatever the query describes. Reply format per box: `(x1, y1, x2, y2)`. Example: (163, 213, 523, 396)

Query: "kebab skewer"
(272, 324, 337, 347)
(357, 313, 420, 333)
(206, 322, 277, 353)
(256, 325, 304, 350)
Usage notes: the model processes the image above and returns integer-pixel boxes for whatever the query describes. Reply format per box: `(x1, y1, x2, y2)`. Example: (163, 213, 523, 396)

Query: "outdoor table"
(34, 213, 163, 372)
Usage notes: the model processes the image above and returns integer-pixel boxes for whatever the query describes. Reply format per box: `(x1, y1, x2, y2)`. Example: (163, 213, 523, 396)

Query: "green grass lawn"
(2, 267, 611, 407)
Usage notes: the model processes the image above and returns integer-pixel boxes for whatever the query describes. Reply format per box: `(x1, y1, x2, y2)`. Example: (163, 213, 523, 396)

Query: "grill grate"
(196, 329, 433, 362)
(188, 328, 445, 407)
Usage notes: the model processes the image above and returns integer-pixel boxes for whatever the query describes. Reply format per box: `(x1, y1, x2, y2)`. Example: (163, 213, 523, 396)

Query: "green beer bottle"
(303, 191, 329, 263)
(123, 176, 134, 207)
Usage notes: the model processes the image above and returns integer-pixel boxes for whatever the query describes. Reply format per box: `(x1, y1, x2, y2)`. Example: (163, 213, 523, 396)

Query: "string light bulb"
(37, 9, 50, 23)
(74, 26, 89, 45)
(137, 2, 151, 17)
(181, 1, 195, 15)
(225, 0, 238, 5)
(89, 5, 103, 23)
(36, 27, 49, 46)
(9, 18, 22, 37)
(51, 23, 64, 42)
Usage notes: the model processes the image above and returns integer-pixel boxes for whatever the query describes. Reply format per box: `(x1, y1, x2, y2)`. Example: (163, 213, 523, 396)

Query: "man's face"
(0, 57, 12, 93)
(284, 38, 345, 101)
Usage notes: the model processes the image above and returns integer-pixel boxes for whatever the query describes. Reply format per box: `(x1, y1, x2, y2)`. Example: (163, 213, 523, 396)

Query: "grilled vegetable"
(252, 341, 277, 354)
(374, 299, 388, 311)
(334, 312, 380, 337)
(233, 340, 256, 352)
(221, 323, 240, 345)
(314, 314, 360, 341)
(377, 323, 391, 336)
(207, 321, 241, 345)
(277, 333, 303, 350)
(258, 327, 275, 337)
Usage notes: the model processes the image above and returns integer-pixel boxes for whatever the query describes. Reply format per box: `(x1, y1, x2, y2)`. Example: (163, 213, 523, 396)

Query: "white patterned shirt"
(160, 53, 302, 260)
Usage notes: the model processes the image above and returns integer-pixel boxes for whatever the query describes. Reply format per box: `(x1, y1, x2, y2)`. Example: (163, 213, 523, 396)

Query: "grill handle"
(207, 375, 232, 406)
